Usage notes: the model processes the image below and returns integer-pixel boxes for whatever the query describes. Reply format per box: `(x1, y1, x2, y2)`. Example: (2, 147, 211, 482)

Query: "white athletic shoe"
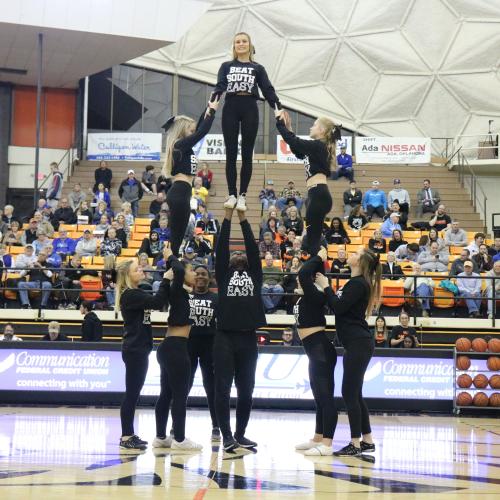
(171, 438, 203, 451)
(152, 436, 172, 448)
(224, 195, 237, 209)
(295, 440, 320, 451)
(304, 444, 334, 456)
(236, 195, 247, 212)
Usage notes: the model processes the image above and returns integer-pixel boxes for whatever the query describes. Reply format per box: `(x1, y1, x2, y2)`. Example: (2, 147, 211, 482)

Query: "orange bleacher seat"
(60, 224, 77, 232)
(8, 246, 24, 255)
(134, 225, 150, 233)
(128, 240, 142, 249)
(349, 237, 362, 245)
(80, 256, 92, 265)
(346, 244, 361, 254)
(433, 287, 455, 308)
(116, 256, 135, 264)
(121, 248, 138, 257)
(135, 218, 152, 226)
(261, 260, 283, 269)
(449, 246, 464, 255)
(93, 256, 104, 265)
(78, 225, 96, 232)
(381, 279, 405, 308)
(346, 229, 360, 238)
(366, 222, 382, 230)
(80, 275, 102, 301)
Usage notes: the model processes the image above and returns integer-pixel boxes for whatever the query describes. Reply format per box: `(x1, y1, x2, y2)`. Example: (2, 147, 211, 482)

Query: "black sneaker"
(333, 443, 361, 456)
(223, 437, 238, 452)
(235, 436, 257, 449)
(360, 441, 375, 452)
(211, 427, 221, 442)
(22, 304, 31, 309)
(132, 435, 148, 445)
(119, 436, 147, 450)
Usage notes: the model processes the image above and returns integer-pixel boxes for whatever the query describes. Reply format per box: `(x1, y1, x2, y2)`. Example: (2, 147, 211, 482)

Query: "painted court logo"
(0, 353, 15, 373)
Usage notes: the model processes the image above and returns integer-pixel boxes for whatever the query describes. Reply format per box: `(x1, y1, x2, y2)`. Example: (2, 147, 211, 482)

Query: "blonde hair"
(114, 259, 136, 312)
(48, 321, 60, 332)
(103, 254, 115, 270)
(358, 248, 382, 316)
(316, 117, 340, 170)
(232, 32, 255, 62)
(121, 202, 131, 213)
(163, 116, 196, 176)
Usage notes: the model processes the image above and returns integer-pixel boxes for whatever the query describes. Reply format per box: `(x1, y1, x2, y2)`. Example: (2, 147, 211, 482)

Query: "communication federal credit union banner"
(87, 133, 162, 161)
(276, 136, 353, 163)
(356, 137, 431, 164)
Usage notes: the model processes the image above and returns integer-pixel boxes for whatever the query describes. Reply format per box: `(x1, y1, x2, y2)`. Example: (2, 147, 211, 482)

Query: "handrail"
(444, 146, 462, 169)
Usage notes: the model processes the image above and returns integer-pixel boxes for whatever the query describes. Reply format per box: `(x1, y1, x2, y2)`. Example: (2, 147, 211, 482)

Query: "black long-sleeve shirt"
(166, 255, 191, 327)
(215, 219, 266, 332)
(323, 275, 372, 346)
(189, 291, 218, 336)
(172, 109, 216, 176)
(295, 256, 327, 328)
(120, 279, 169, 353)
(81, 312, 103, 342)
(276, 120, 331, 179)
(212, 60, 281, 108)
(94, 167, 112, 189)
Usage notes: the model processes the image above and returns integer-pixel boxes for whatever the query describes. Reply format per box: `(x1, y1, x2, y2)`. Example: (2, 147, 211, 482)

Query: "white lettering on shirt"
(190, 154, 198, 175)
(227, 271, 254, 296)
(143, 310, 152, 325)
(227, 66, 256, 93)
(189, 297, 215, 327)
(304, 156, 311, 178)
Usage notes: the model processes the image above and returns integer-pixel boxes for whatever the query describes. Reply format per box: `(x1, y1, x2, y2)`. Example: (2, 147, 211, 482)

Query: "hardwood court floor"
(0, 406, 499, 499)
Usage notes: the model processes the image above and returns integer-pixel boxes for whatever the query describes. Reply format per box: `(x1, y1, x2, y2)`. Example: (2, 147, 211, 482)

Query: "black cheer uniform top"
(189, 291, 218, 336)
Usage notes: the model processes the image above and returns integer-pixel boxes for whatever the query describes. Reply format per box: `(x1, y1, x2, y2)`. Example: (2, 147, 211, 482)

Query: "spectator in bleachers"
(142, 165, 158, 195)
(94, 214, 111, 233)
(380, 212, 401, 238)
(326, 217, 350, 244)
(403, 336, 418, 348)
(189, 228, 213, 261)
(418, 241, 448, 272)
(139, 231, 163, 262)
(368, 229, 386, 254)
(283, 236, 302, 263)
(457, 261, 482, 318)
(52, 198, 77, 230)
(100, 227, 122, 257)
(450, 248, 478, 276)
(108, 220, 127, 249)
(117, 202, 135, 228)
(280, 328, 299, 346)
(60, 254, 85, 309)
(2, 205, 18, 228)
(14, 244, 37, 269)
(283, 206, 303, 236)
(18, 249, 53, 309)
(343, 181, 363, 218)
(390, 311, 418, 347)
(261, 252, 284, 313)
(42, 321, 68, 341)
(149, 192, 166, 217)
(384, 201, 407, 229)
(92, 201, 113, 225)
(382, 251, 403, 279)
(75, 230, 98, 257)
(281, 229, 296, 260)
(260, 215, 280, 241)
(388, 179, 410, 216)
(192, 176, 209, 206)
(0, 323, 22, 342)
(427, 227, 446, 252)
(3, 220, 23, 245)
(34, 197, 49, 213)
(373, 316, 388, 347)
(259, 231, 281, 259)
(277, 181, 303, 211)
(412, 204, 451, 232)
(195, 208, 219, 235)
(45, 163, 64, 209)
(102, 255, 116, 309)
(444, 221, 467, 247)
(395, 242, 420, 263)
(183, 246, 204, 267)
(45, 244, 62, 269)
(473, 243, 493, 272)
(53, 228, 76, 260)
(404, 263, 434, 317)
(330, 248, 351, 276)
(115, 214, 131, 242)
(153, 217, 171, 243)
(94, 160, 112, 191)
(196, 162, 213, 190)
(156, 173, 172, 195)
(0, 243, 13, 269)
(362, 180, 387, 220)
(138, 253, 155, 287)
(92, 182, 112, 209)
(80, 301, 103, 341)
(33, 211, 55, 237)
(68, 183, 86, 211)
(416, 179, 440, 217)
(485, 260, 500, 319)
(282, 256, 301, 314)
(259, 180, 277, 211)
(347, 204, 368, 231)
(21, 219, 39, 246)
(75, 200, 93, 225)
(118, 170, 143, 217)
(466, 232, 485, 257)
(488, 237, 500, 259)
(388, 229, 407, 252)
(32, 230, 52, 255)
(333, 145, 353, 182)
(275, 225, 287, 247)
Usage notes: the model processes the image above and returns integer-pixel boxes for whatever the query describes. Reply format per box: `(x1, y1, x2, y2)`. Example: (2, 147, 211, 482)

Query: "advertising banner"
(87, 133, 162, 161)
(195, 134, 242, 161)
(356, 137, 431, 164)
(0, 348, 458, 401)
(276, 136, 352, 163)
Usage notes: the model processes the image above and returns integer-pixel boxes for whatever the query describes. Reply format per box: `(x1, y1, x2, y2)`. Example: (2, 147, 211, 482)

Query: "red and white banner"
(276, 136, 352, 163)
(356, 137, 431, 164)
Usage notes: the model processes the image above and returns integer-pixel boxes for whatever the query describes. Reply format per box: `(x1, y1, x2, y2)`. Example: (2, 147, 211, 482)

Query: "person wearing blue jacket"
(380, 213, 402, 238)
(362, 181, 387, 220)
(333, 146, 354, 182)
(52, 228, 76, 259)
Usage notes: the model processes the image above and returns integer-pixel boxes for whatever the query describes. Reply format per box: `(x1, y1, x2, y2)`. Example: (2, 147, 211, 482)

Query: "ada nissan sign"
(356, 137, 431, 164)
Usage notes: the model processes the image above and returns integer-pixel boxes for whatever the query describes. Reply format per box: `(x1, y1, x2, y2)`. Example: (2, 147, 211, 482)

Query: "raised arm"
(240, 216, 261, 279)
(276, 119, 319, 158)
(215, 210, 232, 285)
(122, 279, 170, 311)
(167, 255, 186, 294)
(175, 107, 216, 151)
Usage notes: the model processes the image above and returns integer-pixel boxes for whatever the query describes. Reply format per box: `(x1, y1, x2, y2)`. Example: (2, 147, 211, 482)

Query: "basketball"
(457, 374, 472, 388)
(472, 374, 489, 388)
(487, 356, 500, 371)
(455, 338, 471, 352)
(456, 356, 471, 370)
(456, 392, 473, 406)
(489, 393, 500, 407)
(489, 374, 500, 389)
(488, 338, 500, 353)
(471, 337, 488, 352)
(473, 392, 489, 407)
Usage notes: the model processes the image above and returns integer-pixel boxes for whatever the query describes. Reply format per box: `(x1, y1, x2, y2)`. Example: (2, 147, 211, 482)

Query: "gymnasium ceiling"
(131, 0, 500, 152)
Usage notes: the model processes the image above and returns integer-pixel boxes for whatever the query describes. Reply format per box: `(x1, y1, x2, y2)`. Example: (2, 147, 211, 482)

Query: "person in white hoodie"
(14, 245, 38, 269)
(404, 263, 435, 317)
(388, 179, 410, 215)
(75, 230, 97, 257)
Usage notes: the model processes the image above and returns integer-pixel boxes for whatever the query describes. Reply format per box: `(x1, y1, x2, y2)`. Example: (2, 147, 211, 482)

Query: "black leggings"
(120, 349, 150, 436)
(155, 336, 191, 441)
(222, 96, 259, 196)
(305, 184, 332, 255)
(342, 337, 375, 438)
(188, 335, 217, 428)
(214, 330, 258, 440)
(166, 181, 192, 256)
(302, 331, 338, 439)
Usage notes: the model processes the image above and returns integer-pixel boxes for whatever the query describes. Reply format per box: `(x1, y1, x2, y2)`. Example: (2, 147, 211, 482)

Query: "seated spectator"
(92, 182, 111, 209)
(457, 261, 482, 317)
(80, 301, 103, 341)
(34, 198, 50, 215)
(261, 252, 284, 313)
(373, 316, 388, 347)
(142, 165, 158, 195)
(2, 204, 19, 228)
(282, 256, 301, 313)
(277, 181, 303, 211)
(156, 174, 172, 195)
(14, 244, 37, 269)
(100, 227, 122, 257)
(21, 218, 40, 245)
(33, 211, 55, 237)
(68, 183, 86, 211)
(92, 201, 113, 225)
(427, 227, 446, 252)
(362, 180, 387, 220)
(412, 204, 451, 232)
(3, 220, 23, 245)
(101, 255, 116, 309)
(138, 253, 155, 287)
(382, 252, 403, 279)
(384, 201, 407, 229)
(485, 260, 500, 319)
(388, 179, 410, 215)
(53, 228, 76, 260)
(326, 217, 350, 244)
(60, 254, 86, 309)
(94, 214, 111, 237)
(347, 204, 368, 231)
(404, 263, 434, 317)
(94, 160, 112, 191)
(416, 179, 440, 217)
(417, 241, 449, 272)
(281, 328, 299, 346)
(115, 214, 131, 241)
(18, 250, 53, 309)
(149, 192, 166, 217)
(368, 229, 387, 254)
(45, 244, 62, 269)
(275, 225, 287, 246)
(195, 208, 219, 235)
(189, 228, 213, 260)
(75, 230, 98, 257)
(450, 248, 478, 276)
(381, 212, 401, 238)
(183, 246, 204, 267)
(139, 231, 163, 262)
(388, 229, 407, 252)
(32, 230, 52, 255)
(333, 145, 353, 182)
(0, 323, 22, 341)
(192, 177, 209, 207)
(488, 237, 500, 259)
(395, 242, 420, 263)
(0, 243, 12, 269)
(473, 243, 493, 272)
(444, 221, 467, 247)
(42, 321, 68, 341)
(110, 220, 128, 248)
(467, 232, 486, 257)
(118, 170, 143, 217)
(330, 248, 351, 276)
(343, 181, 363, 218)
(259, 180, 277, 211)
(259, 231, 281, 259)
(153, 217, 171, 243)
(117, 202, 135, 228)
(74, 200, 93, 225)
(281, 229, 296, 260)
(260, 216, 280, 240)
(283, 206, 303, 236)
(196, 162, 213, 190)
(283, 237, 303, 263)
(52, 198, 77, 230)
(390, 311, 418, 347)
